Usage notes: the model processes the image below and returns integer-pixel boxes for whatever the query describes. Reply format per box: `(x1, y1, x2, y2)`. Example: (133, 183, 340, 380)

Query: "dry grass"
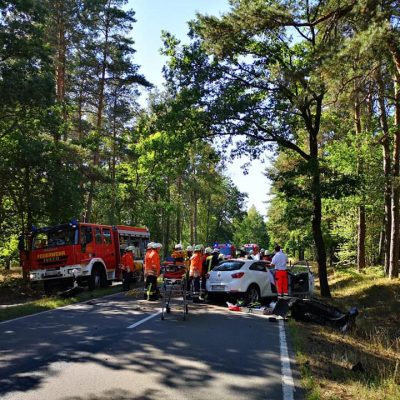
(0, 267, 44, 304)
(291, 266, 400, 400)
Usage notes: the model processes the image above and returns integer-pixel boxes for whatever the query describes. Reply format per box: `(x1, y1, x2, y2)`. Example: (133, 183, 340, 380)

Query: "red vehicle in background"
(20, 221, 150, 293)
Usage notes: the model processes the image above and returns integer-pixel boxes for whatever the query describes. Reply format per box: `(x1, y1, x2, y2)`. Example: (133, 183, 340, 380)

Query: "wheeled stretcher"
(160, 263, 189, 321)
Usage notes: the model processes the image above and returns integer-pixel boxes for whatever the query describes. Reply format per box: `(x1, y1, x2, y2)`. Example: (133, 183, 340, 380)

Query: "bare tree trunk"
(176, 177, 182, 243)
(164, 184, 171, 258)
(354, 101, 366, 270)
(193, 189, 198, 245)
(309, 130, 331, 298)
(377, 228, 385, 265)
(85, 10, 110, 221)
(109, 91, 118, 225)
(377, 70, 392, 275)
(54, 0, 67, 142)
(301, 93, 331, 298)
(206, 193, 211, 243)
(389, 73, 400, 279)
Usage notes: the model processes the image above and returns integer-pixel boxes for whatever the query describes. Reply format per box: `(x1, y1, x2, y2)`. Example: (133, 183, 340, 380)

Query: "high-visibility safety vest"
(145, 249, 160, 276)
(190, 252, 202, 277)
(206, 255, 213, 272)
(121, 252, 135, 273)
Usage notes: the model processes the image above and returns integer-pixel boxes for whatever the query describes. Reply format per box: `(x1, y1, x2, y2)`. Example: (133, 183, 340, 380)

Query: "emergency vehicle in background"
(243, 243, 259, 255)
(20, 221, 150, 292)
(214, 243, 236, 259)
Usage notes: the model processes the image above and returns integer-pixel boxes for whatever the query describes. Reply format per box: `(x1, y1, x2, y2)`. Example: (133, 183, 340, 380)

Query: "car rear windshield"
(213, 261, 244, 271)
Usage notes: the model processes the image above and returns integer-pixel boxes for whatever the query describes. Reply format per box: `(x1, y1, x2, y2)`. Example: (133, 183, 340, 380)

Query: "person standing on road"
(143, 242, 153, 299)
(209, 247, 222, 271)
(270, 245, 289, 296)
(201, 247, 213, 297)
(145, 242, 162, 301)
(184, 245, 193, 292)
(252, 245, 261, 260)
(190, 244, 203, 302)
(172, 243, 185, 265)
(121, 246, 135, 291)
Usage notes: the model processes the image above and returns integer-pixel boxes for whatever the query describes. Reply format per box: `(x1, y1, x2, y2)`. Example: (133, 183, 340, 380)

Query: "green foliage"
(233, 206, 269, 249)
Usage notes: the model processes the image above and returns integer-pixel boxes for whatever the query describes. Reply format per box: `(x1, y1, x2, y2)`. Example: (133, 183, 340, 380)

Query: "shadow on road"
(0, 295, 300, 399)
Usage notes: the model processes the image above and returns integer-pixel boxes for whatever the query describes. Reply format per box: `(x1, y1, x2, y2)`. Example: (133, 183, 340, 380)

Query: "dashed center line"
(127, 310, 162, 329)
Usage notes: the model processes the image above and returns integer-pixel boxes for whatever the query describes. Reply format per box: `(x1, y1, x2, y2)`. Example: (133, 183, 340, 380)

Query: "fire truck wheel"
(88, 265, 107, 291)
(44, 280, 55, 295)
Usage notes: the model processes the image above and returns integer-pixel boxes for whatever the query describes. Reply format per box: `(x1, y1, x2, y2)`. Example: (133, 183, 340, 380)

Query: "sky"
(129, 0, 272, 216)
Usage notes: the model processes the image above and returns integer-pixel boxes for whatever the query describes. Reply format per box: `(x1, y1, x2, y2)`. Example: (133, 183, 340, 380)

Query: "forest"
(1, 0, 400, 298)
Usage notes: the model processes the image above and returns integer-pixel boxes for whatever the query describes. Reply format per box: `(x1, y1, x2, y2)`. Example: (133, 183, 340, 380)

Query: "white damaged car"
(206, 259, 276, 303)
(206, 259, 315, 303)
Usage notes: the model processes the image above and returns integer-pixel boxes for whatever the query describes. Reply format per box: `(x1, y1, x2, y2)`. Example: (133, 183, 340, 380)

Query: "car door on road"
(249, 261, 273, 297)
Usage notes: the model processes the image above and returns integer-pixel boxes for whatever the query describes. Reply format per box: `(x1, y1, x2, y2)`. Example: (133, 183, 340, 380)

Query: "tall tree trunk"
(377, 70, 392, 275)
(354, 101, 366, 270)
(377, 228, 385, 265)
(52, 0, 68, 142)
(301, 94, 331, 298)
(85, 11, 110, 221)
(164, 185, 171, 258)
(206, 193, 211, 243)
(309, 132, 331, 298)
(176, 177, 182, 244)
(193, 189, 198, 244)
(110, 128, 117, 225)
(389, 73, 400, 279)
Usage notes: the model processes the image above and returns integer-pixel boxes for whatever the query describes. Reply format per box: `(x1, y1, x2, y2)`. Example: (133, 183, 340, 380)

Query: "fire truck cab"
(21, 221, 150, 292)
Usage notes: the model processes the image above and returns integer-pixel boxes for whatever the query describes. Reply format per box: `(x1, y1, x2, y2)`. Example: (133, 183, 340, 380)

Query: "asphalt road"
(0, 293, 302, 400)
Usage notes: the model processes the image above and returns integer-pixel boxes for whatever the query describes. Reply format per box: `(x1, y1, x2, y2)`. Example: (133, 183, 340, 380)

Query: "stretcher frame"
(160, 274, 189, 321)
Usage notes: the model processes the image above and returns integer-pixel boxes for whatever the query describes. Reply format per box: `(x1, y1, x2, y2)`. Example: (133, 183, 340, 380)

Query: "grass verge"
(0, 267, 124, 323)
(0, 285, 123, 323)
(291, 266, 400, 400)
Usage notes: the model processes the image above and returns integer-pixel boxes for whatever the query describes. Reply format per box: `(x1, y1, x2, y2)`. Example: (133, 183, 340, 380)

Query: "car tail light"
(231, 272, 244, 279)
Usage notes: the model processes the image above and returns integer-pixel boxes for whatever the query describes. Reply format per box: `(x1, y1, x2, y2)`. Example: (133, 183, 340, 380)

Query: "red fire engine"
(20, 221, 150, 292)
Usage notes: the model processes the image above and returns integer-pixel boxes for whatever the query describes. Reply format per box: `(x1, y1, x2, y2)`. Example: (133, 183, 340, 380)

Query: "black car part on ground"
(273, 297, 358, 332)
(289, 271, 310, 293)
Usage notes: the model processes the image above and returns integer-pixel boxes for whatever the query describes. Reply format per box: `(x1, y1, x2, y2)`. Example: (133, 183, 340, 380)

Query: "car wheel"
(206, 293, 217, 303)
(246, 284, 260, 304)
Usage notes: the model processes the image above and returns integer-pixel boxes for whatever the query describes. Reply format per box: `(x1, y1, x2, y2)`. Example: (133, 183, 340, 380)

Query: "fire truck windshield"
(32, 225, 78, 249)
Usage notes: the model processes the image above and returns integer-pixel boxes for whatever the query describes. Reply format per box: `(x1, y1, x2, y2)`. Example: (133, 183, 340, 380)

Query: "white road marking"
(279, 319, 295, 400)
(127, 310, 162, 329)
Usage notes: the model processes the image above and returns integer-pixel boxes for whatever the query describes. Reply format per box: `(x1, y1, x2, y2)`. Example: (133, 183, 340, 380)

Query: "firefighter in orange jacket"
(145, 242, 162, 301)
(121, 246, 135, 291)
(190, 244, 203, 302)
(171, 243, 185, 266)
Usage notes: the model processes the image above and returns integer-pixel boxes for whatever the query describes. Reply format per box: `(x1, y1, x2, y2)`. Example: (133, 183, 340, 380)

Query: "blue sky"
(129, 0, 271, 216)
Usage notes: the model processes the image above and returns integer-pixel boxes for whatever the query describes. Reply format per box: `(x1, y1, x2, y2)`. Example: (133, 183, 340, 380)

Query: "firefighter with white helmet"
(189, 244, 203, 302)
(184, 245, 194, 271)
(201, 247, 213, 296)
(186, 245, 193, 257)
(208, 247, 222, 271)
(144, 242, 162, 301)
(172, 243, 184, 264)
(143, 242, 153, 299)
